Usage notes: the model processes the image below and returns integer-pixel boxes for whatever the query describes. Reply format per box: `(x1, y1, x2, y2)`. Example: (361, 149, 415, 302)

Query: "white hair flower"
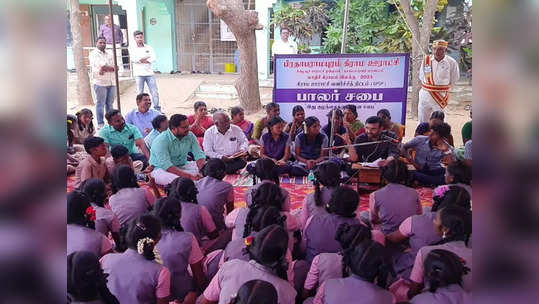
(137, 237, 154, 255)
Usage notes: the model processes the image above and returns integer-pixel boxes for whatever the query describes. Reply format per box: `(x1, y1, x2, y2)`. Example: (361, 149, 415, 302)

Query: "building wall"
(255, 0, 278, 80)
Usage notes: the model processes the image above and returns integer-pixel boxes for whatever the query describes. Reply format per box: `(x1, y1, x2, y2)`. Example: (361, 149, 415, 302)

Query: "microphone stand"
(321, 139, 394, 151)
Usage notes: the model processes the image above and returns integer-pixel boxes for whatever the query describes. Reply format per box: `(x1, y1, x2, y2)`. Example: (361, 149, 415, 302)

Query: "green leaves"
(272, 0, 329, 48)
(321, 0, 448, 54)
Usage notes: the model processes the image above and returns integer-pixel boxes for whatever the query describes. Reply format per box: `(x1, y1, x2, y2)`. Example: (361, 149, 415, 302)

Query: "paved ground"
(67, 72, 472, 145)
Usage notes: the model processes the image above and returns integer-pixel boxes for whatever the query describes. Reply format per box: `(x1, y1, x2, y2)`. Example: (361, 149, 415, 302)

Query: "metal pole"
(341, 0, 351, 54)
(328, 110, 336, 158)
(108, 0, 121, 111)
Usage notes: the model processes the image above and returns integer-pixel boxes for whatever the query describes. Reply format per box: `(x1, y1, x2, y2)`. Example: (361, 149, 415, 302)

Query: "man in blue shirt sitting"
(125, 93, 161, 137)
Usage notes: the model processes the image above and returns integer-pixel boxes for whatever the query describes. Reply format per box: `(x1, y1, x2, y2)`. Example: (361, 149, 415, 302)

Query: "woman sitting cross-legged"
(259, 116, 308, 177)
(295, 116, 329, 171)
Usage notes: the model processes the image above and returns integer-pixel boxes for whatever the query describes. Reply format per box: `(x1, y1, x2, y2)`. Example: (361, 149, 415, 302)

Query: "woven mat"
(67, 174, 433, 212)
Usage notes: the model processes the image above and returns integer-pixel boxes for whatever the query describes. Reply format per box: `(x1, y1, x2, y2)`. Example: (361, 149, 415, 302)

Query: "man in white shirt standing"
(130, 30, 161, 112)
(203, 111, 249, 174)
(418, 39, 460, 123)
(271, 27, 298, 56)
(89, 36, 116, 128)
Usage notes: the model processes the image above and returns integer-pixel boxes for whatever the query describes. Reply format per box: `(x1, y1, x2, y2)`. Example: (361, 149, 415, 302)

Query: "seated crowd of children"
(67, 102, 472, 303)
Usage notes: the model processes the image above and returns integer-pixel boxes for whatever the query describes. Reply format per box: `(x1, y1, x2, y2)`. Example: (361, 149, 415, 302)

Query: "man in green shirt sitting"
(99, 109, 150, 168)
(149, 114, 207, 185)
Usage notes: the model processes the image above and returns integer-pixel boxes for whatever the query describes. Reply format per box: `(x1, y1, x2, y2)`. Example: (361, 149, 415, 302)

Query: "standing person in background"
(89, 36, 116, 129)
(188, 101, 215, 148)
(99, 15, 124, 76)
(271, 27, 298, 57)
(130, 30, 161, 112)
(418, 40, 460, 123)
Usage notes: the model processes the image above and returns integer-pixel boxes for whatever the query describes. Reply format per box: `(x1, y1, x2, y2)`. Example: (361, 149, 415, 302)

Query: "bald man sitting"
(203, 111, 249, 174)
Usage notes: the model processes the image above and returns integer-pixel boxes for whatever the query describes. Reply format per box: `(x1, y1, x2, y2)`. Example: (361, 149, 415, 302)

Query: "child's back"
(410, 284, 471, 304)
(196, 176, 233, 230)
(109, 187, 150, 226)
(101, 249, 166, 304)
(372, 183, 421, 234)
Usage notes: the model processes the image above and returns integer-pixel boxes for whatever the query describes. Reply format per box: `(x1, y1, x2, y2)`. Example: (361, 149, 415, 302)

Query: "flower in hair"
(137, 237, 154, 255)
(434, 185, 450, 197)
(85, 206, 96, 222)
(244, 236, 254, 247)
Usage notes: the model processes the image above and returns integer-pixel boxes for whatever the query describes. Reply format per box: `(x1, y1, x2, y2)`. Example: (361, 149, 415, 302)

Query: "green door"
(143, 0, 176, 73)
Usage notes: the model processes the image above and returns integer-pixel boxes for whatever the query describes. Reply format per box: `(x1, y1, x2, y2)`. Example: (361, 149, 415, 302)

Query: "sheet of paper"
(361, 158, 383, 168)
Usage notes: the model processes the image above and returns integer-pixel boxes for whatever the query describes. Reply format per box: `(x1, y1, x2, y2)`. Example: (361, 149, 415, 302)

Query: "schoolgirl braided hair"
(243, 205, 286, 238)
(111, 165, 139, 194)
(165, 177, 199, 204)
(202, 158, 227, 180)
(153, 197, 183, 232)
(341, 239, 394, 288)
(434, 206, 472, 246)
(247, 225, 289, 280)
(126, 214, 161, 260)
(432, 185, 471, 212)
(67, 114, 77, 147)
(67, 251, 119, 304)
(424, 249, 470, 293)
(230, 279, 278, 304)
(79, 178, 106, 208)
(252, 158, 280, 185)
(326, 186, 359, 218)
(313, 161, 341, 207)
(251, 182, 286, 211)
(446, 160, 472, 185)
(75, 108, 95, 134)
(67, 190, 95, 230)
(335, 223, 372, 251)
(380, 158, 409, 184)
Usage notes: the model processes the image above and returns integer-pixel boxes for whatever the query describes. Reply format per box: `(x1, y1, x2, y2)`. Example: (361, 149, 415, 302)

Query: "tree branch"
(420, 0, 440, 49)
(399, 0, 421, 43)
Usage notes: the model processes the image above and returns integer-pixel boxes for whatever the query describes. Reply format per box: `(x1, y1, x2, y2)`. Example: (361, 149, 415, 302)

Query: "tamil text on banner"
(273, 53, 410, 125)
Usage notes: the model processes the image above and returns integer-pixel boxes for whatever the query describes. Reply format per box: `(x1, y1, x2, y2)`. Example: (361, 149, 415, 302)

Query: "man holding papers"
(203, 111, 249, 174)
(339, 116, 399, 166)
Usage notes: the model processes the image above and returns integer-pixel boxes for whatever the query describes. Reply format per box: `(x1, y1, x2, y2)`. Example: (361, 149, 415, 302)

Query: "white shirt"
(129, 44, 156, 76)
(203, 125, 249, 159)
(272, 38, 298, 56)
(419, 54, 460, 87)
(88, 48, 115, 86)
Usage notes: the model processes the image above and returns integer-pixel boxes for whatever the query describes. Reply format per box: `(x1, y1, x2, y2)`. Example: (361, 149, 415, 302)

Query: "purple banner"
(274, 53, 410, 125)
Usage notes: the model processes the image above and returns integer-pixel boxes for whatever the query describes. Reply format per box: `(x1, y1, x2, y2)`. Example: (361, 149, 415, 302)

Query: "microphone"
(381, 134, 399, 143)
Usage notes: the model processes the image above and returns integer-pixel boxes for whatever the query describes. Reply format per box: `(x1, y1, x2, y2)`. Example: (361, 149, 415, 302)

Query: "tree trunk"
(207, 0, 262, 113)
(399, 0, 439, 119)
(70, 0, 93, 106)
